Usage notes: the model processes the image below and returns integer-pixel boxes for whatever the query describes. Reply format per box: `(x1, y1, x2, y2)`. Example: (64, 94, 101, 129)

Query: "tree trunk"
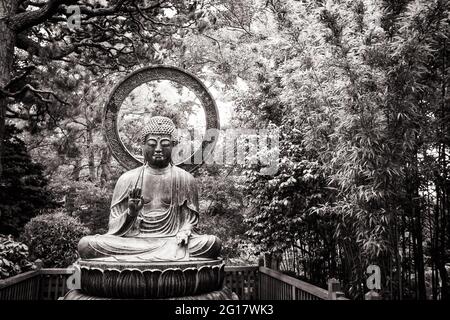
(87, 126, 96, 182)
(407, 160, 426, 300)
(99, 144, 111, 187)
(413, 202, 426, 299)
(72, 157, 81, 181)
(65, 158, 82, 214)
(438, 39, 449, 301)
(0, 0, 18, 177)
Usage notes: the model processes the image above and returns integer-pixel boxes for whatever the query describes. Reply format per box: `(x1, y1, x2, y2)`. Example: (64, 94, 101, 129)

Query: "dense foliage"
(0, 0, 448, 301)
(175, 0, 450, 299)
(196, 166, 252, 262)
(22, 212, 89, 268)
(0, 234, 35, 279)
(0, 125, 55, 236)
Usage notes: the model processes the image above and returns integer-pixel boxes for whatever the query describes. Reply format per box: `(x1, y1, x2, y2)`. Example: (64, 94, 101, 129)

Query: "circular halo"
(103, 66, 220, 172)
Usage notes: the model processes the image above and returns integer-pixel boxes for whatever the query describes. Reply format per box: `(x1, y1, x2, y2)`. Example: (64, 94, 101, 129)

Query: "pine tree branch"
(0, 84, 69, 106)
(26, 1, 46, 8)
(16, 33, 133, 61)
(131, 0, 177, 27)
(9, 0, 172, 33)
(8, 0, 78, 32)
(15, 34, 78, 59)
(4, 66, 36, 89)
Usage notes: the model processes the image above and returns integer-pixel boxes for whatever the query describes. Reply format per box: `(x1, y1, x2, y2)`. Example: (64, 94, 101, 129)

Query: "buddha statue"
(78, 116, 221, 262)
(64, 66, 236, 300)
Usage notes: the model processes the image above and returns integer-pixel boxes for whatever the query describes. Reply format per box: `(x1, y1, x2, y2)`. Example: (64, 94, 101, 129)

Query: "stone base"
(75, 258, 225, 299)
(63, 286, 238, 300)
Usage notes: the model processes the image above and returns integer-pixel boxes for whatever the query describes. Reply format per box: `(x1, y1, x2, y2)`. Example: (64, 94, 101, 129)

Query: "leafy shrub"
(22, 211, 89, 268)
(49, 177, 113, 235)
(68, 181, 111, 235)
(0, 234, 35, 279)
(196, 170, 251, 262)
(196, 211, 256, 263)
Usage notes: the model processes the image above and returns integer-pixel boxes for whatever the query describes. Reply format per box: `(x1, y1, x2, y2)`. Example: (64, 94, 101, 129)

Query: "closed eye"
(161, 141, 171, 147)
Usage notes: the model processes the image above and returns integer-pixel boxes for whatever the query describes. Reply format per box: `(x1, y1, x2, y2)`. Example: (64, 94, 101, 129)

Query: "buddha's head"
(141, 116, 177, 168)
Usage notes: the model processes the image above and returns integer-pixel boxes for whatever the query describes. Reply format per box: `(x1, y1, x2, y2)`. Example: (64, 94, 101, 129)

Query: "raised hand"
(128, 188, 144, 217)
(176, 229, 191, 246)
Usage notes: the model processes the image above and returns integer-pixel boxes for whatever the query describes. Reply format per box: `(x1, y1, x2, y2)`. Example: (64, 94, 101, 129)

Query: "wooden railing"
(0, 265, 347, 300)
(0, 269, 42, 300)
(0, 268, 73, 300)
(224, 265, 259, 300)
(39, 268, 74, 300)
(259, 266, 328, 300)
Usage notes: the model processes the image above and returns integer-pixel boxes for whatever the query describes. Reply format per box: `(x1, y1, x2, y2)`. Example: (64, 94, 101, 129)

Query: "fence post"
(365, 290, 382, 300)
(328, 278, 345, 300)
(263, 253, 282, 271)
(34, 259, 43, 299)
(258, 255, 264, 267)
(35, 259, 43, 270)
(272, 252, 282, 271)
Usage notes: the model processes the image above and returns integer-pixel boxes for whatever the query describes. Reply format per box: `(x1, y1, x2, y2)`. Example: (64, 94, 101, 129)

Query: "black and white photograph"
(0, 0, 449, 314)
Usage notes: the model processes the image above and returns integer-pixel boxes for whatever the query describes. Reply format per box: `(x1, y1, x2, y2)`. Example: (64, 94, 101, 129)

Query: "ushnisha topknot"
(141, 116, 176, 144)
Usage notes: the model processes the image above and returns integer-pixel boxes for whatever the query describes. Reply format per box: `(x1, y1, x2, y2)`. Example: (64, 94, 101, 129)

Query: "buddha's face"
(143, 134, 173, 168)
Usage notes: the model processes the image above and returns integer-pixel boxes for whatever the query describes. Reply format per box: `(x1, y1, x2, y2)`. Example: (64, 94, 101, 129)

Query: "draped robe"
(78, 165, 221, 261)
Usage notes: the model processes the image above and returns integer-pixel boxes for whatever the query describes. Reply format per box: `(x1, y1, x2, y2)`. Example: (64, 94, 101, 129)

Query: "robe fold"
(78, 165, 221, 261)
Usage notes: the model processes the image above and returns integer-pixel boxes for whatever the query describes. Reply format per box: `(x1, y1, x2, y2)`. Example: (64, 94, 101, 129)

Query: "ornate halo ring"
(103, 66, 220, 172)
